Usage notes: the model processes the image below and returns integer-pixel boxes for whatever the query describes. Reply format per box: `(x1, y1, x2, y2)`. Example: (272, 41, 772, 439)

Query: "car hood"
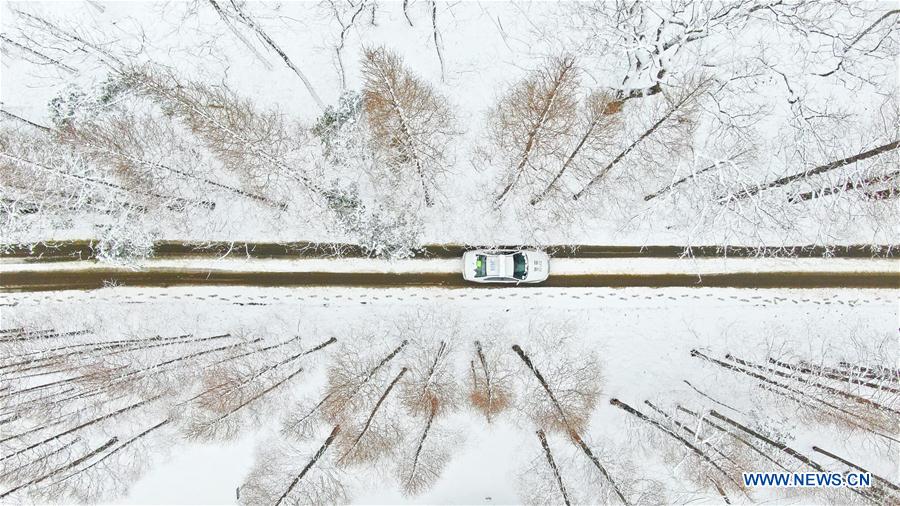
(526, 252, 549, 281)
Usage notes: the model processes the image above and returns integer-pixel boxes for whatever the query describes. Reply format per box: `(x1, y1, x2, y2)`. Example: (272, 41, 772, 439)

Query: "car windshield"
(513, 253, 527, 280)
(474, 254, 487, 278)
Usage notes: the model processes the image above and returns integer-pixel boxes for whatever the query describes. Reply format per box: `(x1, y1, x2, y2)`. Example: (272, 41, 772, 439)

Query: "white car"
(462, 249, 550, 284)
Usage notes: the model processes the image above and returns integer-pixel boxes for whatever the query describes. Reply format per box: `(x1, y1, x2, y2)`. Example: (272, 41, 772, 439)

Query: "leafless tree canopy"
(489, 55, 579, 206)
(362, 46, 456, 207)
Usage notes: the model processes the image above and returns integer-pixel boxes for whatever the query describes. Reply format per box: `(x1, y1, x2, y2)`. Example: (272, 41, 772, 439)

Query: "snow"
(1, 285, 896, 504)
(2, 1, 897, 249)
(115, 433, 258, 506)
(2, 256, 896, 275)
(1, 2, 898, 504)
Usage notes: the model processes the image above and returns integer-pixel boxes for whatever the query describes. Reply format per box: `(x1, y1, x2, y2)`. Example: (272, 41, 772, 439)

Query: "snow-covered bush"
(312, 91, 363, 161)
(94, 211, 156, 265)
(48, 76, 129, 128)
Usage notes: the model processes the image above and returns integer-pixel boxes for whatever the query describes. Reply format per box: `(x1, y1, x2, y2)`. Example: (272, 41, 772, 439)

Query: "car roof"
(484, 253, 513, 277)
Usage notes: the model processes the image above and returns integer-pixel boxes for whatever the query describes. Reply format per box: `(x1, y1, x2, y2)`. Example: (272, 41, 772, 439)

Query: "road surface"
(1, 254, 897, 292)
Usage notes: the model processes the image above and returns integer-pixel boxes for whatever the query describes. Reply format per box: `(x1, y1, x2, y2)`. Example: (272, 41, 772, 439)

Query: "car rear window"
(513, 253, 527, 280)
(475, 255, 487, 278)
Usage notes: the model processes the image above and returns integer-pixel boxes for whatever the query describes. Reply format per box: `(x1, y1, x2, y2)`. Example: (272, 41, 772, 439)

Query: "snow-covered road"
(1, 257, 897, 291)
(2, 256, 899, 274)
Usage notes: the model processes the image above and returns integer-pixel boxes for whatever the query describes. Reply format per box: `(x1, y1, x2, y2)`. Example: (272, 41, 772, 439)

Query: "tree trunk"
(2, 333, 186, 365)
(531, 113, 605, 206)
(204, 0, 273, 71)
(707, 411, 885, 503)
(812, 446, 900, 493)
(710, 478, 731, 504)
(1, 335, 237, 400)
(5, 333, 218, 378)
(724, 353, 900, 416)
(474, 341, 495, 421)
(676, 405, 790, 472)
(495, 56, 576, 206)
(116, 336, 256, 381)
(0, 438, 79, 483)
(573, 86, 700, 201)
(537, 429, 571, 506)
(361, 340, 409, 386)
(275, 425, 341, 506)
(0, 328, 89, 343)
(706, 410, 823, 471)
(720, 139, 900, 202)
(418, 341, 447, 404)
(610, 399, 740, 489)
(367, 61, 435, 207)
(512, 344, 570, 428)
(838, 361, 899, 382)
(220, 0, 325, 111)
(691, 350, 899, 418)
(767, 357, 900, 394)
(681, 380, 744, 414)
(203, 363, 306, 428)
(338, 367, 408, 463)
(0, 151, 212, 210)
(568, 432, 629, 504)
(643, 149, 753, 201)
(755, 383, 900, 444)
(52, 419, 171, 486)
(643, 401, 740, 467)
(513, 345, 628, 502)
(182, 336, 336, 407)
(0, 437, 118, 500)
(0, 36, 76, 75)
(405, 403, 437, 489)
(0, 395, 126, 445)
(865, 185, 899, 200)
(0, 395, 159, 463)
(789, 169, 900, 202)
(291, 340, 407, 430)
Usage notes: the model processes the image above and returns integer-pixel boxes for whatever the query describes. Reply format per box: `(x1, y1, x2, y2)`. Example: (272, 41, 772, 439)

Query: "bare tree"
(813, 445, 900, 502)
(530, 91, 622, 206)
(361, 46, 456, 207)
(510, 326, 628, 504)
(394, 340, 460, 496)
(468, 340, 515, 423)
(611, 399, 748, 499)
(490, 55, 579, 206)
(393, 412, 458, 496)
(326, 0, 372, 90)
(205, 0, 325, 111)
(512, 341, 601, 436)
(537, 429, 571, 505)
(572, 77, 708, 201)
(55, 111, 280, 208)
(182, 338, 337, 441)
(719, 139, 900, 203)
(121, 66, 327, 202)
(281, 339, 408, 440)
(0, 127, 206, 261)
(240, 426, 348, 506)
(335, 367, 407, 466)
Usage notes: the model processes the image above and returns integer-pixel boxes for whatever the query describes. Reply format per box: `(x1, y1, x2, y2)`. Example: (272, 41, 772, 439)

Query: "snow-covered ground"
(1, 286, 897, 504)
(2, 1, 898, 251)
(1, 1, 898, 504)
